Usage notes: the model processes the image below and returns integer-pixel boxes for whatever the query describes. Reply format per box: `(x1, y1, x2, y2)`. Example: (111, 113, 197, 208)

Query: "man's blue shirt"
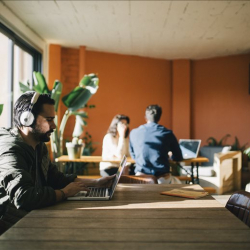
(129, 122, 183, 176)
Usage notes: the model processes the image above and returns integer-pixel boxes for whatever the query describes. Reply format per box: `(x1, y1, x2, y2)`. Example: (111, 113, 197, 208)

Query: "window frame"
(0, 22, 42, 73)
(0, 22, 42, 126)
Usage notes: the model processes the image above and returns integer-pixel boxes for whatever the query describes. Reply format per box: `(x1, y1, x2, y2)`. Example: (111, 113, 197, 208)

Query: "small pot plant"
(66, 137, 85, 160)
(65, 115, 86, 160)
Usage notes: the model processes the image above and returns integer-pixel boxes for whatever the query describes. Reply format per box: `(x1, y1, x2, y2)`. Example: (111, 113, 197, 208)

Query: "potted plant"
(66, 137, 84, 160)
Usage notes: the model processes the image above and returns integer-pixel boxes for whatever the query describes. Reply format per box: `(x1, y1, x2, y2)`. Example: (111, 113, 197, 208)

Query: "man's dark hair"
(13, 91, 55, 128)
(145, 105, 162, 123)
(107, 114, 130, 138)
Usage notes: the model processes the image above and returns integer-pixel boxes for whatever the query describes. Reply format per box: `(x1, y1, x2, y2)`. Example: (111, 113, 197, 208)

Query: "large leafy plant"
(19, 71, 99, 160)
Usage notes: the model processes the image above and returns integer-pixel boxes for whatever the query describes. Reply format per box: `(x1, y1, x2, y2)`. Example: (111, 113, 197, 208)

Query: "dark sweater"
(0, 127, 76, 228)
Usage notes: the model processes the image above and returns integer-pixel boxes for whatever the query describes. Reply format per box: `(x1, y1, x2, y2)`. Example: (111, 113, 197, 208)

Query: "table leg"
(191, 162, 195, 184)
(196, 162, 200, 184)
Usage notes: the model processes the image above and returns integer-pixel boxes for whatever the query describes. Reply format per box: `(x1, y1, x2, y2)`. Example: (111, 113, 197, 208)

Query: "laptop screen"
(109, 155, 127, 199)
(179, 139, 201, 159)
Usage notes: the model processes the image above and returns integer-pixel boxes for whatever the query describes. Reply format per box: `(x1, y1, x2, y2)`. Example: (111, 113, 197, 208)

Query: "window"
(0, 22, 42, 127)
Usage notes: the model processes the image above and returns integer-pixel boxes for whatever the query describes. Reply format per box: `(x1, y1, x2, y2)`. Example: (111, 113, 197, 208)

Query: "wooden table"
(55, 155, 136, 163)
(0, 184, 249, 249)
(56, 155, 209, 184)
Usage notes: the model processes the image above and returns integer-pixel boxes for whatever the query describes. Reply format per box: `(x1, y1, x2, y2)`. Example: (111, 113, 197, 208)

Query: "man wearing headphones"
(129, 104, 183, 184)
(0, 91, 114, 234)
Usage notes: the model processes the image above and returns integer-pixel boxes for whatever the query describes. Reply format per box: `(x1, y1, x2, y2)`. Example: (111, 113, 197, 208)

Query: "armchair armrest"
(213, 151, 242, 193)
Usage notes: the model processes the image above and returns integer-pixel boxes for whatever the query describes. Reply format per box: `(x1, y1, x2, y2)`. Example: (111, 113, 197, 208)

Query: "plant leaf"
(0, 104, 3, 116)
(62, 87, 92, 111)
(79, 74, 99, 87)
(33, 71, 50, 94)
(72, 115, 86, 138)
(206, 137, 217, 146)
(33, 84, 42, 93)
(79, 74, 99, 94)
(218, 134, 230, 146)
(71, 111, 88, 118)
(244, 147, 250, 158)
(51, 80, 62, 112)
(231, 136, 247, 151)
(19, 82, 31, 93)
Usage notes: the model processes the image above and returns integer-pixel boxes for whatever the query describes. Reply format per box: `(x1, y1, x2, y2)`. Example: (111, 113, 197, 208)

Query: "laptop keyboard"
(88, 187, 107, 197)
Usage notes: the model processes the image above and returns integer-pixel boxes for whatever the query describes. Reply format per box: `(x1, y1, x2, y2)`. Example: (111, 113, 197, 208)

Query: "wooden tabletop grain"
(0, 184, 249, 250)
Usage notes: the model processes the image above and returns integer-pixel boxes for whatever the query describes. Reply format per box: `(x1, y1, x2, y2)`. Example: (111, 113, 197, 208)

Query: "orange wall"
(48, 44, 61, 90)
(172, 60, 191, 139)
(192, 54, 250, 147)
(60, 48, 80, 143)
(48, 44, 250, 155)
(85, 51, 172, 155)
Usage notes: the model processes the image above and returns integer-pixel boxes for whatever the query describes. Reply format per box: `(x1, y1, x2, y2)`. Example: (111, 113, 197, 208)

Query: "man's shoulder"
(0, 127, 17, 146)
(0, 127, 31, 154)
(131, 124, 147, 133)
(154, 123, 172, 132)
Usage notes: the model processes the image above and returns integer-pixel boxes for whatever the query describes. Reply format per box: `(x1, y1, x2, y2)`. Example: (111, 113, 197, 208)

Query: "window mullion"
(8, 38, 14, 127)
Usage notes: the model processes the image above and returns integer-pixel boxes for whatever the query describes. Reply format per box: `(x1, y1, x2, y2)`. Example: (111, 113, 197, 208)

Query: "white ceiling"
(2, 0, 250, 60)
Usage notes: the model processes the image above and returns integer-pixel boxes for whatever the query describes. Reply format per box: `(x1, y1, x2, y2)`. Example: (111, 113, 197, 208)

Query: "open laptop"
(67, 155, 127, 201)
(179, 139, 201, 159)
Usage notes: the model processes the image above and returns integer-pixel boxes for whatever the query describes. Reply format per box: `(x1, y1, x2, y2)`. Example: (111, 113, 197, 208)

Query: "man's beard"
(31, 127, 54, 142)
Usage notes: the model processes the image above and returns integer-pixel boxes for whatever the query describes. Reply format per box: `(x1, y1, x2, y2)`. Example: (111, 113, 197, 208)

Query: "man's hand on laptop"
(74, 175, 115, 188)
(96, 175, 116, 188)
(62, 182, 90, 198)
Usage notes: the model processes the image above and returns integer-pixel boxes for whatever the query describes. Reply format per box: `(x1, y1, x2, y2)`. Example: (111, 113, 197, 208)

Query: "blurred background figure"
(129, 105, 183, 184)
(100, 114, 131, 176)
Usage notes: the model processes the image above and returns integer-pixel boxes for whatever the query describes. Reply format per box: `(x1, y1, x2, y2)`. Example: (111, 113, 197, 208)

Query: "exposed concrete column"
(172, 59, 191, 139)
(79, 46, 86, 81)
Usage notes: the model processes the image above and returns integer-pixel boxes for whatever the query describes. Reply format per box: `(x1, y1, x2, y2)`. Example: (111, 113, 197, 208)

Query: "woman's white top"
(99, 133, 130, 170)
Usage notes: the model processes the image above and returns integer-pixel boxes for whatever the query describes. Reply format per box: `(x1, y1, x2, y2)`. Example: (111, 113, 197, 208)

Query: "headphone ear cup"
(20, 111, 35, 127)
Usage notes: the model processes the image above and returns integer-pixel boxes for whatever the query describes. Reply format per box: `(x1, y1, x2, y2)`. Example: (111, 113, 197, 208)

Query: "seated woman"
(100, 114, 131, 177)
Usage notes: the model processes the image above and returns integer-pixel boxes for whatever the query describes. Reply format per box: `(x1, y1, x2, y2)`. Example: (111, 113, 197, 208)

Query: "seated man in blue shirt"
(129, 104, 183, 184)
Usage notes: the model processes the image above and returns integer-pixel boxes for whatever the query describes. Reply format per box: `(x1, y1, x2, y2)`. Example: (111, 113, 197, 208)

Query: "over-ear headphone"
(20, 92, 40, 127)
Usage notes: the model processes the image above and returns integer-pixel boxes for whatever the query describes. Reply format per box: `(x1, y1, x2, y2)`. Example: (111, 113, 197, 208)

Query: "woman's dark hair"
(13, 91, 55, 128)
(107, 114, 130, 138)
